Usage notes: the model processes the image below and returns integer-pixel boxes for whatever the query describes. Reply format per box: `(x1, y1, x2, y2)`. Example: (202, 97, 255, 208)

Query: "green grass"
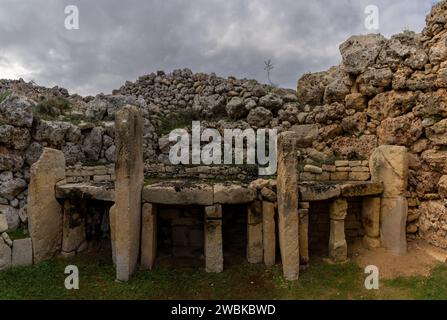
(156, 111, 196, 135)
(1, 255, 445, 300)
(0, 91, 10, 104)
(7, 228, 28, 241)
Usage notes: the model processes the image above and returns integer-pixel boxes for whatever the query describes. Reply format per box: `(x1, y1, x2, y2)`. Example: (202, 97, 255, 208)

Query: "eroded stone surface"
(204, 205, 223, 273)
(247, 201, 263, 264)
(380, 196, 408, 255)
(110, 105, 144, 281)
(143, 182, 213, 206)
(141, 203, 157, 270)
(262, 201, 276, 267)
(12, 238, 33, 267)
(27, 148, 65, 263)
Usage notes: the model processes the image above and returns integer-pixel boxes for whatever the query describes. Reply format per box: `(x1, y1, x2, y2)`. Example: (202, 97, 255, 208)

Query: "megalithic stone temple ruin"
(2, 1, 447, 282)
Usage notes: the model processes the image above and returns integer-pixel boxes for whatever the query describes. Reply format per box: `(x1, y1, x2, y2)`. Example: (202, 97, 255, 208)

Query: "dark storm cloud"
(0, 0, 435, 95)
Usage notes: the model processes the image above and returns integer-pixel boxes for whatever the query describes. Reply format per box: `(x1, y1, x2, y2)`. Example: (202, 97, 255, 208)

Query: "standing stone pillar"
(277, 131, 300, 281)
(110, 105, 144, 281)
(28, 148, 65, 263)
(298, 207, 309, 266)
(62, 200, 86, 256)
(247, 201, 263, 264)
(141, 202, 157, 270)
(329, 198, 348, 262)
(370, 145, 408, 255)
(204, 204, 223, 273)
(262, 201, 276, 267)
(362, 197, 381, 249)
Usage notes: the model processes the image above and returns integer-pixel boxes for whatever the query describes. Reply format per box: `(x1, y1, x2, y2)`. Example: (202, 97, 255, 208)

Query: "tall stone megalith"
(276, 131, 300, 281)
(27, 148, 66, 263)
(110, 105, 144, 281)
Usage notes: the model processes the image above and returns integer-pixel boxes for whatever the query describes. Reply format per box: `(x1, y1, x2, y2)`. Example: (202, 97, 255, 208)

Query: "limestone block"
(370, 145, 408, 197)
(247, 201, 263, 264)
(299, 209, 309, 265)
(214, 184, 257, 204)
(340, 182, 383, 197)
(262, 201, 276, 267)
(142, 182, 213, 206)
(328, 219, 347, 262)
(12, 238, 33, 267)
(141, 203, 157, 270)
(380, 196, 407, 255)
(62, 200, 85, 253)
(277, 131, 300, 280)
(330, 172, 349, 181)
(299, 183, 340, 201)
(349, 172, 370, 181)
(0, 237, 11, 271)
(362, 197, 381, 238)
(110, 105, 144, 281)
(205, 204, 222, 219)
(0, 214, 7, 233)
(329, 198, 348, 220)
(204, 218, 223, 273)
(27, 148, 65, 263)
(362, 235, 381, 250)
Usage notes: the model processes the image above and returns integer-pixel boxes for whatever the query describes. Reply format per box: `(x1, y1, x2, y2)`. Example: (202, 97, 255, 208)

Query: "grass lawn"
(0, 256, 446, 300)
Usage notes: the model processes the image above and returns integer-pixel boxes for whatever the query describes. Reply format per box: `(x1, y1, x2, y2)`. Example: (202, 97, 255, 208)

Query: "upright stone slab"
(141, 202, 157, 270)
(277, 131, 300, 281)
(370, 145, 408, 198)
(12, 238, 33, 267)
(362, 197, 381, 238)
(298, 209, 309, 266)
(262, 201, 276, 267)
(27, 148, 65, 263)
(62, 200, 86, 254)
(329, 198, 348, 262)
(110, 105, 144, 281)
(380, 196, 408, 255)
(0, 237, 11, 271)
(370, 145, 408, 255)
(247, 201, 263, 264)
(204, 205, 223, 273)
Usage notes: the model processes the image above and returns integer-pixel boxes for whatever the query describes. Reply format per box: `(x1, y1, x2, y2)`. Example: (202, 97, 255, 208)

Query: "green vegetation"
(0, 255, 445, 300)
(33, 96, 70, 120)
(7, 228, 28, 241)
(157, 111, 196, 135)
(0, 91, 10, 104)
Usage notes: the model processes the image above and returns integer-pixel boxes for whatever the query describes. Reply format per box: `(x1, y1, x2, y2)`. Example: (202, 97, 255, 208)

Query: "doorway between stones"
(308, 199, 365, 258)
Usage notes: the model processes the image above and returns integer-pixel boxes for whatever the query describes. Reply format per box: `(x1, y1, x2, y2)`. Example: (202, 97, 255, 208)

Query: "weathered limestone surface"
(262, 201, 276, 267)
(0, 237, 11, 270)
(370, 145, 408, 255)
(362, 197, 381, 238)
(329, 198, 348, 220)
(380, 196, 408, 255)
(27, 148, 65, 263)
(299, 208, 309, 265)
(340, 182, 383, 197)
(110, 105, 144, 281)
(328, 219, 347, 262)
(299, 183, 340, 201)
(204, 205, 223, 273)
(277, 131, 300, 280)
(143, 182, 213, 205)
(214, 184, 257, 204)
(370, 145, 408, 198)
(247, 201, 263, 264)
(12, 238, 33, 267)
(56, 183, 115, 202)
(62, 200, 86, 253)
(141, 203, 157, 270)
(0, 214, 7, 233)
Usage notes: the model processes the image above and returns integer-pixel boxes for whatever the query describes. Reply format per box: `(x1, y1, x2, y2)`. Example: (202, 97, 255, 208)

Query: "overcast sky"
(0, 0, 439, 96)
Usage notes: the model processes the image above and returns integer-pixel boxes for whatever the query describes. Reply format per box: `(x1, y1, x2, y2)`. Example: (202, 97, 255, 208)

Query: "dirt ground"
(350, 239, 447, 279)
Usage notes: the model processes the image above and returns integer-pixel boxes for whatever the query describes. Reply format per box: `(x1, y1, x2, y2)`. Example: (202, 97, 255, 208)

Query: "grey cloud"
(0, 0, 436, 95)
